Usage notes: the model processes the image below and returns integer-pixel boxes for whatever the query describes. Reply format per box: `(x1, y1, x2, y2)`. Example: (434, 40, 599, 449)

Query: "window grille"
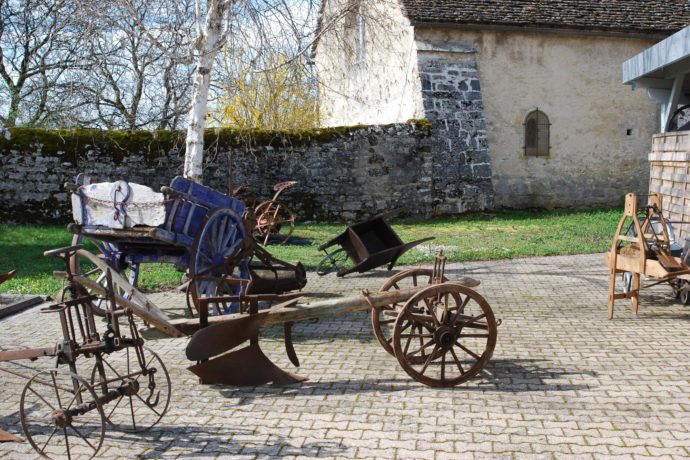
(524, 109, 550, 156)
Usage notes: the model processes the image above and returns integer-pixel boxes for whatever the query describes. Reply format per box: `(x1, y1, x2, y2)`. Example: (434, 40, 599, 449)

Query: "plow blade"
(188, 343, 307, 386)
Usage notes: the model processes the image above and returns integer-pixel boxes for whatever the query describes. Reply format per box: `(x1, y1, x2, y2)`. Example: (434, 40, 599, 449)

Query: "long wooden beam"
(173, 287, 419, 336)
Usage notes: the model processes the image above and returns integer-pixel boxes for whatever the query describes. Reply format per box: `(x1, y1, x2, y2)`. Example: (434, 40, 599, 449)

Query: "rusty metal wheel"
(90, 346, 171, 432)
(254, 201, 295, 245)
(20, 369, 106, 459)
(393, 283, 497, 387)
(373, 269, 448, 357)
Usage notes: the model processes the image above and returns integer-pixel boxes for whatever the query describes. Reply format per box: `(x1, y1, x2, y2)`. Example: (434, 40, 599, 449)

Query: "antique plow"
(174, 253, 499, 388)
(0, 246, 179, 459)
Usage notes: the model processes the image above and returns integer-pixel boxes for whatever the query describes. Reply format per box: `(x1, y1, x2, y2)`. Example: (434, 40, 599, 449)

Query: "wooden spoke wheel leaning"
(20, 369, 106, 460)
(392, 283, 497, 387)
(254, 200, 295, 245)
(373, 268, 448, 357)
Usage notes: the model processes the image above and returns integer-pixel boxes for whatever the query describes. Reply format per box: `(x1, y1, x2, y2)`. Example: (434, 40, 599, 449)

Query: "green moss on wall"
(0, 119, 430, 164)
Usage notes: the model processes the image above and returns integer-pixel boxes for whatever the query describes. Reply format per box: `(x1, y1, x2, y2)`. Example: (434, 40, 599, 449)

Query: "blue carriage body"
(71, 176, 248, 313)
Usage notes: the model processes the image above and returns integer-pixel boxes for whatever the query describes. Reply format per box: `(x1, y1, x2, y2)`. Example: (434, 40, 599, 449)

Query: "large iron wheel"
(393, 283, 497, 387)
(253, 200, 295, 245)
(373, 269, 448, 357)
(90, 346, 170, 432)
(20, 369, 106, 459)
(68, 234, 138, 317)
(189, 208, 248, 315)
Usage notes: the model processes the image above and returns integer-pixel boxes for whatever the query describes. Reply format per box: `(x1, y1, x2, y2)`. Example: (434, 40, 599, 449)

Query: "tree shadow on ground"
(0, 405, 347, 458)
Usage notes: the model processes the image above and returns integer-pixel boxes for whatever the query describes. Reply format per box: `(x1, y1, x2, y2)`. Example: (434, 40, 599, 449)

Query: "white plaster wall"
(416, 28, 660, 208)
(315, 0, 424, 126)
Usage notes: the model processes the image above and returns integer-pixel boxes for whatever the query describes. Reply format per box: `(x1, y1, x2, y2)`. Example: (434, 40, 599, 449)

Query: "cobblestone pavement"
(1, 253, 689, 459)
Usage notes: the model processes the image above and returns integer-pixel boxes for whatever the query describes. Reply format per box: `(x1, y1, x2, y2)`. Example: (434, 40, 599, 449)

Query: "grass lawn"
(0, 208, 620, 296)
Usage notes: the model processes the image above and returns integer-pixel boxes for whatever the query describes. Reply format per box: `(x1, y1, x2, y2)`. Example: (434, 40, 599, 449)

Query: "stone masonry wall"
(417, 50, 494, 213)
(0, 123, 432, 224)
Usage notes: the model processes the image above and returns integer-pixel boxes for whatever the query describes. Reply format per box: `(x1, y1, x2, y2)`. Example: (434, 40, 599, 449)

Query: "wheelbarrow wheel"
(393, 283, 497, 387)
(20, 369, 106, 459)
(90, 346, 171, 432)
(373, 269, 448, 357)
(253, 201, 295, 245)
(680, 280, 690, 305)
(316, 248, 349, 276)
(670, 279, 682, 299)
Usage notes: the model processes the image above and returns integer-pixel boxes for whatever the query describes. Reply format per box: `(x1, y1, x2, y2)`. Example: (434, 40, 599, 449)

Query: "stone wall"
(0, 123, 433, 224)
(417, 48, 494, 213)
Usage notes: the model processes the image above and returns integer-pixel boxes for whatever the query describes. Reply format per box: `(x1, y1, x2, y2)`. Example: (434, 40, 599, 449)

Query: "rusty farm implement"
(0, 246, 180, 459)
(0, 176, 500, 458)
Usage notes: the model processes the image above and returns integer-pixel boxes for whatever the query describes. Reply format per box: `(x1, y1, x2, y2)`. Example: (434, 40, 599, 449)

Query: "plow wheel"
(189, 208, 248, 315)
(373, 269, 448, 357)
(20, 369, 106, 459)
(392, 283, 497, 387)
(254, 201, 295, 245)
(90, 346, 171, 432)
(68, 234, 137, 317)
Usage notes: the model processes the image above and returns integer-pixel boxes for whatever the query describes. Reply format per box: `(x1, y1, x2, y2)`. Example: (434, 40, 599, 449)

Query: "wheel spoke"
(419, 345, 439, 375)
(63, 427, 71, 460)
(450, 295, 472, 324)
(406, 338, 436, 357)
(441, 350, 446, 381)
(449, 347, 465, 374)
(27, 386, 57, 412)
(40, 427, 59, 454)
(455, 341, 481, 361)
(68, 422, 96, 451)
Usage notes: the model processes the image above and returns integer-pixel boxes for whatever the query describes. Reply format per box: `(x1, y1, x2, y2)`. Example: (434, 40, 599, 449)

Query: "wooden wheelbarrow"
(605, 193, 690, 318)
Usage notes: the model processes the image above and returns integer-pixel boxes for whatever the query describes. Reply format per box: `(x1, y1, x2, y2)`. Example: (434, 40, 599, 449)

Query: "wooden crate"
(649, 131, 690, 239)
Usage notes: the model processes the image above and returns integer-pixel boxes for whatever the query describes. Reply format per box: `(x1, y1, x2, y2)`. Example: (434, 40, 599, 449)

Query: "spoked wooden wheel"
(91, 346, 171, 432)
(254, 201, 295, 245)
(189, 208, 248, 315)
(373, 269, 448, 356)
(68, 234, 137, 317)
(20, 369, 106, 459)
(393, 283, 497, 387)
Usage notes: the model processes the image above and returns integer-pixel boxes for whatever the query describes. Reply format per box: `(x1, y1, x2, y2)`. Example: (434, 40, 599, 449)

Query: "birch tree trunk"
(184, 0, 229, 183)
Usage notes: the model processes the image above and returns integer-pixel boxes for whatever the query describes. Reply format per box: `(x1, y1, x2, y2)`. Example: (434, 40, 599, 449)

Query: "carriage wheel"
(189, 208, 247, 315)
(393, 283, 497, 387)
(68, 234, 137, 317)
(316, 248, 350, 276)
(254, 201, 295, 245)
(373, 269, 448, 357)
(90, 346, 170, 432)
(20, 369, 106, 460)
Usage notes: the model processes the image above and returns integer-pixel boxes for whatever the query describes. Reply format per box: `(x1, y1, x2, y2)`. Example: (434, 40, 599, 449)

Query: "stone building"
(314, 0, 690, 211)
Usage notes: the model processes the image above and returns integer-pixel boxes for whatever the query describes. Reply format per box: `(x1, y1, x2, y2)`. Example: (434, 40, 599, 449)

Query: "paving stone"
(0, 254, 689, 458)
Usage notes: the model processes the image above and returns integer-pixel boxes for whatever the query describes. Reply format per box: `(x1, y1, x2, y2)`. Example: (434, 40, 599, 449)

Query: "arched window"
(524, 109, 550, 157)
